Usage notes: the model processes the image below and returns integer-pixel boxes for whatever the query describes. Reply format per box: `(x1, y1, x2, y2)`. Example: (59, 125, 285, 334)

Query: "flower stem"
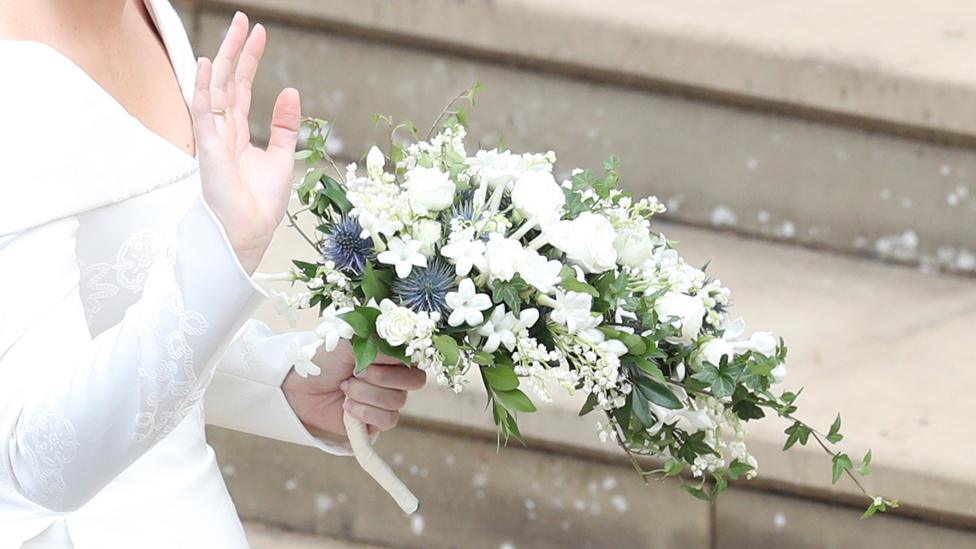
(509, 217, 538, 241)
(287, 209, 320, 252)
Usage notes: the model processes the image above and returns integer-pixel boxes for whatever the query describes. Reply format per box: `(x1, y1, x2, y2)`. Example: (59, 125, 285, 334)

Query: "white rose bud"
(654, 291, 706, 345)
(411, 219, 443, 258)
(404, 166, 456, 215)
(613, 226, 654, 268)
(547, 212, 618, 273)
(510, 171, 565, 227)
(375, 300, 418, 347)
(366, 145, 385, 180)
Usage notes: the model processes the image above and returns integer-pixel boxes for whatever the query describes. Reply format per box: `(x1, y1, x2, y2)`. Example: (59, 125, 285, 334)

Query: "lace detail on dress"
(135, 284, 209, 443)
(78, 231, 160, 323)
(15, 408, 79, 509)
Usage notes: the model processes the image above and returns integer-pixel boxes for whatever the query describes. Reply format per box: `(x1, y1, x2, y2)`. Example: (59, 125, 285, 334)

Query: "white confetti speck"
(757, 210, 771, 224)
(524, 498, 536, 510)
(880, 188, 892, 200)
(222, 465, 236, 477)
(773, 511, 787, 530)
(500, 543, 516, 549)
(315, 494, 334, 515)
(710, 205, 738, 227)
(601, 476, 618, 491)
(392, 453, 404, 466)
(472, 471, 488, 487)
(745, 157, 759, 170)
(940, 164, 952, 177)
(609, 495, 629, 513)
(901, 197, 914, 209)
(284, 479, 297, 491)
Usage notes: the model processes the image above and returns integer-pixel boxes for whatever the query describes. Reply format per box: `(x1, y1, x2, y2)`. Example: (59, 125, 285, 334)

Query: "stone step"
(178, 0, 976, 275)
(245, 522, 385, 549)
(204, 217, 976, 548)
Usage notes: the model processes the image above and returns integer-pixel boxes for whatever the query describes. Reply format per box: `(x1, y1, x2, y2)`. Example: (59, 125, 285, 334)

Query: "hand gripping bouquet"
(266, 86, 896, 517)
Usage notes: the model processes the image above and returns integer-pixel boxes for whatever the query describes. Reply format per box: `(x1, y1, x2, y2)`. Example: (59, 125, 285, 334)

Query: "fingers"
(191, 58, 219, 150)
(341, 379, 407, 411)
(343, 399, 400, 432)
(267, 87, 301, 155)
(211, 11, 249, 111)
(357, 364, 427, 391)
(232, 23, 266, 149)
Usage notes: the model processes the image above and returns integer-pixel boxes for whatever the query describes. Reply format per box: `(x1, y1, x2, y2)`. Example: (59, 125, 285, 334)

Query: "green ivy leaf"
(320, 175, 353, 215)
(492, 276, 528, 312)
(339, 307, 380, 339)
(578, 392, 599, 417)
(826, 413, 844, 444)
(376, 337, 410, 366)
(858, 450, 873, 476)
(352, 335, 378, 374)
(362, 262, 392, 303)
(831, 453, 854, 484)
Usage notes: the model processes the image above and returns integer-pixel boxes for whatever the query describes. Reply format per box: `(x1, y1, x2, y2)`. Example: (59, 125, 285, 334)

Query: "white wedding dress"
(0, 1, 351, 546)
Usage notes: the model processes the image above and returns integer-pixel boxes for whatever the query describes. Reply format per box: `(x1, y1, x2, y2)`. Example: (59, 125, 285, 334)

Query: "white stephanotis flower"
(477, 306, 518, 353)
(654, 291, 706, 345)
(377, 236, 427, 278)
(445, 278, 492, 327)
(287, 338, 323, 378)
(483, 233, 525, 281)
(375, 299, 418, 347)
(549, 290, 595, 334)
(404, 166, 456, 215)
(515, 249, 562, 294)
(441, 237, 487, 276)
(315, 304, 355, 353)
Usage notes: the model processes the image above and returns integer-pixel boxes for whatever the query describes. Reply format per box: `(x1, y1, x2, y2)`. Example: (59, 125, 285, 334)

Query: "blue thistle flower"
(450, 190, 475, 221)
(320, 217, 375, 275)
(392, 260, 456, 317)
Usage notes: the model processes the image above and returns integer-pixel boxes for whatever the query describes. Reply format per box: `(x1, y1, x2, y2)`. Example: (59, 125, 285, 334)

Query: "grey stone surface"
(245, 522, 385, 549)
(192, 12, 976, 274)
(194, 0, 976, 140)
(210, 424, 710, 549)
(715, 489, 976, 549)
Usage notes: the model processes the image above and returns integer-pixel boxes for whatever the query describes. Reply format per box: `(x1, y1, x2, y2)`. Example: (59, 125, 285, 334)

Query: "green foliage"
(361, 262, 393, 303)
(352, 335, 378, 374)
(492, 275, 529, 312)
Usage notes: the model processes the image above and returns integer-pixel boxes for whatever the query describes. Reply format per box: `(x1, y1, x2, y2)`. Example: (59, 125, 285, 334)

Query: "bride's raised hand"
(191, 11, 299, 273)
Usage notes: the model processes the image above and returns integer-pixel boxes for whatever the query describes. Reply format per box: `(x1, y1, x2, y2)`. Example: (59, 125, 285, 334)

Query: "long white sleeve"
(205, 320, 353, 456)
(0, 196, 264, 513)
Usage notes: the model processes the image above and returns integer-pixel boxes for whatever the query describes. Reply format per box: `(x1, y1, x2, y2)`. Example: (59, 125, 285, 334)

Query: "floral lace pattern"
(15, 408, 80, 509)
(79, 231, 160, 323)
(135, 287, 209, 443)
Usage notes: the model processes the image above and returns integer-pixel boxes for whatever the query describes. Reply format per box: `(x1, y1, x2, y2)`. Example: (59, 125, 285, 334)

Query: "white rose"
(375, 299, 418, 347)
(613, 226, 654, 268)
(404, 166, 456, 215)
(510, 171, 565, 227)
(654, 291, 706, 345)
(740, 331, 777, 357)
(410, 219, 443, 258)
(548, 212, 618, 273)
(771, 363, 788, 384)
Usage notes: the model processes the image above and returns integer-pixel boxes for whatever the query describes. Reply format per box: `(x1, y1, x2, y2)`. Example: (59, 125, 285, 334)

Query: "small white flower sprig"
(262, 84, 897, 518)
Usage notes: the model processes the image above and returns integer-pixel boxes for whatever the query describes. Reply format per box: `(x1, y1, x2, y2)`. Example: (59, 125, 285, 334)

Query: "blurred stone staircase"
(172, 0, 976, 546)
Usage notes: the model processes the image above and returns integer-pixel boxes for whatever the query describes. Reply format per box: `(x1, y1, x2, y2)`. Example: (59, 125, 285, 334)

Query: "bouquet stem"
(343, 407, 419, 514)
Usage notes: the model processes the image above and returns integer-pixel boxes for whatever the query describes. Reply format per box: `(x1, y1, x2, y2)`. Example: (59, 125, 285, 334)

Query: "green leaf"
(727, 459, 754, 480)
(631, 388, 656, 428)
(826, 413, 844, 444)
(376, 337, 410, 365)
(362, 262, 392, 302)
(339, 307, 380, 339)
(472, 351, 496, 366)
(495, 388, 537, 413)
(662, 458, 684, 477)
(613, 392, 633, 432)
(320, 176, 353, 215)
(483, 364, 519, 391)
(635, 376, 682, 409)
(621, 333, 647, 356)
(433, 335, 460, 365)
(492, 276, 528, 312)
(578, 392, 598, 416)
(352, 335, 378, 374)
(858, 450, 873, 476)
(292, 260, 319, 279)
(831, 453, 854, 484)
(294, 149, 313, 160)
(560, 278, 600, 298)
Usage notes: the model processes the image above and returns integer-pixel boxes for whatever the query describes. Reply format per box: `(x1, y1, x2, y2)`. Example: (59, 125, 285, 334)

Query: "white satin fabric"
(0, 1, 350, 547)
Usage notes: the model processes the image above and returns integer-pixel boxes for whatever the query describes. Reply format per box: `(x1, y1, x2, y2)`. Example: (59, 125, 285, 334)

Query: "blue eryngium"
(321, 217, 375, 275)
(392, 259, 456, 317)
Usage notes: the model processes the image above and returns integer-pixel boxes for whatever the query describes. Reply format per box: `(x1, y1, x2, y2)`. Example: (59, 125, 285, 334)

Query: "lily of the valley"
(378, 236, 427, 278)
(445, 278, 493, 327)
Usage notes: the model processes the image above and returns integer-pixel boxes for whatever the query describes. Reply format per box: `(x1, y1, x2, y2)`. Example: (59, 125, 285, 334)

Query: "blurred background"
(174, 1, 976, 547)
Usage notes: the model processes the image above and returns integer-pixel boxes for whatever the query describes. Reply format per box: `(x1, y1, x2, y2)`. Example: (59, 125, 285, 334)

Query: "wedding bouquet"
(269, 86, 895, 517)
